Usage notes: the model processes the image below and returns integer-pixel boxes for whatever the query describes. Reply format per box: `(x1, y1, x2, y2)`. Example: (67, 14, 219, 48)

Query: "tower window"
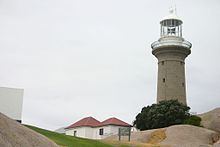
(180, 61, 183, 65)
(182, 82, 185, 87)
(162, 61, 164, 65)
(163, 78, 165, 83)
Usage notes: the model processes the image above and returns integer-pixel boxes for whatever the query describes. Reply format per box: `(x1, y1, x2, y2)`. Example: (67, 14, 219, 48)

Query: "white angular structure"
(151, 8, 192, 105)
(65, 117, 131, 139)
(0, 87, 24, 122)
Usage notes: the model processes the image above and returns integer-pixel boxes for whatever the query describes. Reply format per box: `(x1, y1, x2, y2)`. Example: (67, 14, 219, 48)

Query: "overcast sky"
(0, 0, 220, 130)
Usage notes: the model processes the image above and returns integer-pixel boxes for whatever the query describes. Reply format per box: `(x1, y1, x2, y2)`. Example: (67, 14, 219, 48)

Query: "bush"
(133, 100, 191, 130)
(184, 115, 201, 126)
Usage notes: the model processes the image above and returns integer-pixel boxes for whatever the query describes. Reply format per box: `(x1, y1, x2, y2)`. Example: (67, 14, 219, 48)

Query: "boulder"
(160, 125, 219, 147)
(214, 139, 220, 147)
(0, 113, 58, 147)
(104, 125, 220, 147)
(199, 108, 220, 133)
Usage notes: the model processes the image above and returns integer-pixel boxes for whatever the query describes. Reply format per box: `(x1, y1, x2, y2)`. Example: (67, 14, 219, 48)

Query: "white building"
(65, 117, 131, 139)
(0, 87, 24, 122)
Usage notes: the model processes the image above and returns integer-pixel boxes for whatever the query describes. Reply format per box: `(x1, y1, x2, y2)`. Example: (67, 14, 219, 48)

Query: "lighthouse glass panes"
(160, 19, 182, 37)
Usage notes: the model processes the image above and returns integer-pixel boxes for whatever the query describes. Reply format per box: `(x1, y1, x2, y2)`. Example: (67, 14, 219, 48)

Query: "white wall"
(94, 126, 111, 139)
(95, 125, 129, 139)
(65, 127, 95, 139)
(84, 127, 94, 139)
(65, 125, 130, 140)
(66, 127, 85, 137)
(0, 87, 24, 121)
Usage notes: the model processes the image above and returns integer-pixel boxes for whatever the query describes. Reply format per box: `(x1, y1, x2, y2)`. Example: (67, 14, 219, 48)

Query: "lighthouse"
(151, 7, 192, 105)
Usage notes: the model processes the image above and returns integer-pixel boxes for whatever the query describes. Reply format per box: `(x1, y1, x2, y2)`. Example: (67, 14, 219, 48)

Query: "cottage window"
(99, 128, 104, 135)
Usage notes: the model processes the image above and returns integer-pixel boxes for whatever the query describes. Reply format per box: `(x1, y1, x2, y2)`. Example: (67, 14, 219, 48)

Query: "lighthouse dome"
(161, 12, 182, 23)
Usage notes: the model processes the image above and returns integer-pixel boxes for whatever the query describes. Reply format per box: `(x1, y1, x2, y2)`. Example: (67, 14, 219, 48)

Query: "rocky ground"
(199, 108, 220, 133)
(105, 108, 220, 147)
(105, 125, 220, 147)
(0, 113, 58, 147)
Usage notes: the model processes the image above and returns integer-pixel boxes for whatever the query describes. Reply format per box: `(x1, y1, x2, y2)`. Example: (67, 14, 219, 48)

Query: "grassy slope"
(25, 125, 113, 147)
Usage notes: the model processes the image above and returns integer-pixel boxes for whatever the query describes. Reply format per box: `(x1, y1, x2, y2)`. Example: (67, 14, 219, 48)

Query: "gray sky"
(0, 0, 220, 130)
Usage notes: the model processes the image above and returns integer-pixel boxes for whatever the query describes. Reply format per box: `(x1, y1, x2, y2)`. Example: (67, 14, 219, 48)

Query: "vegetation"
(133, 100, 195, 130)
(184, 115, 202, 126)
(25, 125, 136, 147)
(25, 125, 113, 147)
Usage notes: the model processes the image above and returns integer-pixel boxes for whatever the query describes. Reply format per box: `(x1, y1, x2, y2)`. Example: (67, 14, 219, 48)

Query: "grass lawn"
(103, 140, 159, 147)
(25, 125, 113, 147)
(25, 125, 151, 147)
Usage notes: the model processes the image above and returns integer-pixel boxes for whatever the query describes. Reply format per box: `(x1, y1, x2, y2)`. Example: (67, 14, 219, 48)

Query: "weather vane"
(169, 0, 177, 14)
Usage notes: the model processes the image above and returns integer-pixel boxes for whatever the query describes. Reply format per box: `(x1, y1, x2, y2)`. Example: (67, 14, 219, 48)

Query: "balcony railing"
(151, 39, 192, 49)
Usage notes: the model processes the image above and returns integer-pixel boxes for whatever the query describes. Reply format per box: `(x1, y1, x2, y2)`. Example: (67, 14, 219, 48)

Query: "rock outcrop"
(199, 108, 220, 133)
(160, 125, 219, 147)
(0, 113, 58, 147)
(105, 125, 220, 147)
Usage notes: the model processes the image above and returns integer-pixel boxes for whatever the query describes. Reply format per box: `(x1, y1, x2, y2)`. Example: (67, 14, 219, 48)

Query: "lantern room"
(160, 8, 183, 37)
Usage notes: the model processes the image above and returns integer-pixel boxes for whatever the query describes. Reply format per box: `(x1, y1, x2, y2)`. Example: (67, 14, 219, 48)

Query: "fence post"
(118, 128, 121, 141)
(128, 127, 131, 142)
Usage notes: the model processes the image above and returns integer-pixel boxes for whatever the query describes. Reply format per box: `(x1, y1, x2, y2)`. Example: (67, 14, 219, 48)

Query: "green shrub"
(184, 115, 201, 126)
(133, 100, 191, 130)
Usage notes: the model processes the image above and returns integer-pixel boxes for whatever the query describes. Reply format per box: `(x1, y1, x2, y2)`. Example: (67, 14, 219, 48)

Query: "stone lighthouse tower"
(151, 8, 192, 105)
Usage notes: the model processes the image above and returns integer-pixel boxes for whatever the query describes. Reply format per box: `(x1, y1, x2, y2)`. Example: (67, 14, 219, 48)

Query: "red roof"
(100, 117, 131, 127)
(66, 117, 131, 129)
(66, 117, 101, 129)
